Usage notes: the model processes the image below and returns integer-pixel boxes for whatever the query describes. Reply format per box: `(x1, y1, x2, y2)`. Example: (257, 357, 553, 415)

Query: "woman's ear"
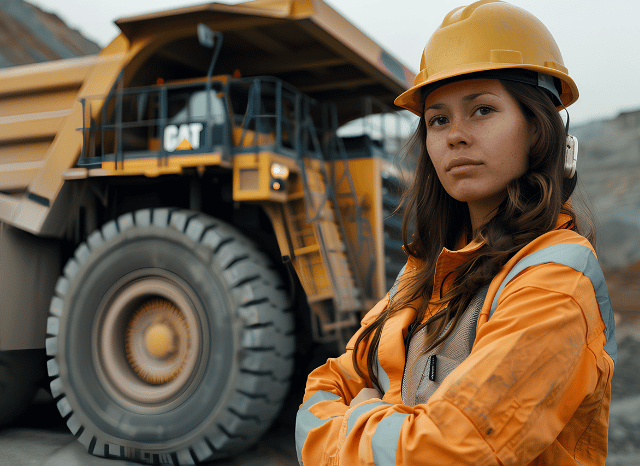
(528, 119, 540, 149)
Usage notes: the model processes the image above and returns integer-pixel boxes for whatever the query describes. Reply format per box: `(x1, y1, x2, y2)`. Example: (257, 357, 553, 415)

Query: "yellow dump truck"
(0, 0, 415, 463)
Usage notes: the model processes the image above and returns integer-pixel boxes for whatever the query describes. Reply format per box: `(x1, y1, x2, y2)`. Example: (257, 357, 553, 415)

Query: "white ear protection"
(564, 134, 578, 178)
(561, 100, 578, 178)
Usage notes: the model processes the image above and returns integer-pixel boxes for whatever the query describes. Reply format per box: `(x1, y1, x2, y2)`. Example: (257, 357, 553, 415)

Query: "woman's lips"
(446, 157, 482, 172)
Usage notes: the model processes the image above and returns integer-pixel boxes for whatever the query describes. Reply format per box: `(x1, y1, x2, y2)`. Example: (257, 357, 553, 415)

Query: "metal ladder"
(286, 98, 366, 343)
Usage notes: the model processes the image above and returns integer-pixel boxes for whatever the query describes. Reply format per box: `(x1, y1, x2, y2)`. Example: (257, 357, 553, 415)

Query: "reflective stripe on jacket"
(296, 219, 615, 466)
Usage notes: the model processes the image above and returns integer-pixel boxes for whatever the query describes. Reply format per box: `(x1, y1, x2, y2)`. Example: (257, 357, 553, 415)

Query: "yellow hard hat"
(394, 0, 579, 116)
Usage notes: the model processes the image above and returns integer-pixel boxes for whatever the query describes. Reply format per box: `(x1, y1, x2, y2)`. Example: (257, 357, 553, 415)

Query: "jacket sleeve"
(295, 296, 388, 465)
(296, 261, 604, 466)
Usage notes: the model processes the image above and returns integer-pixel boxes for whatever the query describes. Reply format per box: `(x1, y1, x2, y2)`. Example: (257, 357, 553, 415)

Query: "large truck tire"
(46, 208, 294, 465)
(0, 349, 46, 427)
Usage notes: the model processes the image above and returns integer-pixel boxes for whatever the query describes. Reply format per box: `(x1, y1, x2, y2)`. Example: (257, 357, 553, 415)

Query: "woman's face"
(424, 78, 536, 224)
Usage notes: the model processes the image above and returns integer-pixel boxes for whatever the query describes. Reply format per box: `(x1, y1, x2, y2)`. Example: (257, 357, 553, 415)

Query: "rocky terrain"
(574, 111, 640, 462)
(0, 0, 99, 68)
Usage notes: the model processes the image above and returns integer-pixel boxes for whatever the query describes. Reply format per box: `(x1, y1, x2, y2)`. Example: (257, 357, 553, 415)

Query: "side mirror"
(198, 24, 224, 79)
(197, 23, 216, 48)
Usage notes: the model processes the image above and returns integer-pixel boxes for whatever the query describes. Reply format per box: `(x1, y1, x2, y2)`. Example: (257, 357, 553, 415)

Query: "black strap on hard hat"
(421, 69, 563, 107)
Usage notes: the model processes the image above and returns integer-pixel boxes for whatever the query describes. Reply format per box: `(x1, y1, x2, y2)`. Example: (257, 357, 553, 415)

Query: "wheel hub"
(145, 322, 175, 359)
(125, 299, 190, 384)
(96, 274, 205, 408)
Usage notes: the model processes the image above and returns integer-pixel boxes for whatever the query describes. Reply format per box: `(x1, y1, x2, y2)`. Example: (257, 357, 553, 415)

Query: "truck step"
(294, 244, 320, 256)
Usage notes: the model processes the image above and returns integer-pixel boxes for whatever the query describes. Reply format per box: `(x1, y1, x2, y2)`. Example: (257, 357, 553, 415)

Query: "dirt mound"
(605, 260, 640, 327)
(0, 0, 99, 68)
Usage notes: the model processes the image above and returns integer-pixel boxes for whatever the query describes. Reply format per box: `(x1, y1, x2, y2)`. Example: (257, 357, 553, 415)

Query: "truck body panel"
(0, 223, 59, 350)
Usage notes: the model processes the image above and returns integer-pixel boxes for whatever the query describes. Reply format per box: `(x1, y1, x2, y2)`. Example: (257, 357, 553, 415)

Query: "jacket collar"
(425, 213, 574, 302)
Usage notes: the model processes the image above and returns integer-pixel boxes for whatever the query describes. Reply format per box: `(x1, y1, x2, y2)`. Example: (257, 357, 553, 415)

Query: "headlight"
(270, 162, 289, 180)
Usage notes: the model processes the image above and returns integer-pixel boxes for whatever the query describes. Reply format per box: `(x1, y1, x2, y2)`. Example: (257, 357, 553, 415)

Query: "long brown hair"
(353, 80, 591, 391)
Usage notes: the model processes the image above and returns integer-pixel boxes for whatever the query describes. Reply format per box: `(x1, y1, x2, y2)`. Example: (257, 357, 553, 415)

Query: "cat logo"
(163, 123, 204, 152)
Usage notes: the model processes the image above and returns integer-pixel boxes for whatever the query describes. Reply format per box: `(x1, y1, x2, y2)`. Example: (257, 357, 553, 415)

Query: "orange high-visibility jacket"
(296, 218, 616, 465)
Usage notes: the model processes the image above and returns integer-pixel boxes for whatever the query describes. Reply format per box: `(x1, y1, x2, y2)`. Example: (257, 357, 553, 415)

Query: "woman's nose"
(446, 119, 470, 147)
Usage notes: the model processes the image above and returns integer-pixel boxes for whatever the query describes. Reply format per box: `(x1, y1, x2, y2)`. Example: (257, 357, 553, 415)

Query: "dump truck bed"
(115, 0, 414, 123)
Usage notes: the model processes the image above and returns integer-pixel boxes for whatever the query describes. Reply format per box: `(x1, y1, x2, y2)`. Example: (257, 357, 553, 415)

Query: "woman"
(296, 1, 616, 465)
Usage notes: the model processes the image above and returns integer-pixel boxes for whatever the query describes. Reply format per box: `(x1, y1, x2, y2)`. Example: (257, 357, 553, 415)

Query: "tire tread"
(46, 208, 295, 465)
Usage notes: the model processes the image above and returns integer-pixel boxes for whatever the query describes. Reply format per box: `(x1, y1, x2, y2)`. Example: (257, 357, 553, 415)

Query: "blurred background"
(1, 0, 638, 464)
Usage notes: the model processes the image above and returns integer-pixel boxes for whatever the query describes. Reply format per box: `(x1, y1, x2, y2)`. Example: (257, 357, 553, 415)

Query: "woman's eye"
(474, 106, 494, 116)
(428, 116, 448, 127)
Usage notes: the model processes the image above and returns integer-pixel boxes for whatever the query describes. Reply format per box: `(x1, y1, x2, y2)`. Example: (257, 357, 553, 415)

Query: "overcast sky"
(26, 0, 640, 126)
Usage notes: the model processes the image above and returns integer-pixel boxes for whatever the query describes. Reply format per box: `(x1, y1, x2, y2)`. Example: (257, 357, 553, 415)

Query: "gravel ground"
(607, 328, 640, 463)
